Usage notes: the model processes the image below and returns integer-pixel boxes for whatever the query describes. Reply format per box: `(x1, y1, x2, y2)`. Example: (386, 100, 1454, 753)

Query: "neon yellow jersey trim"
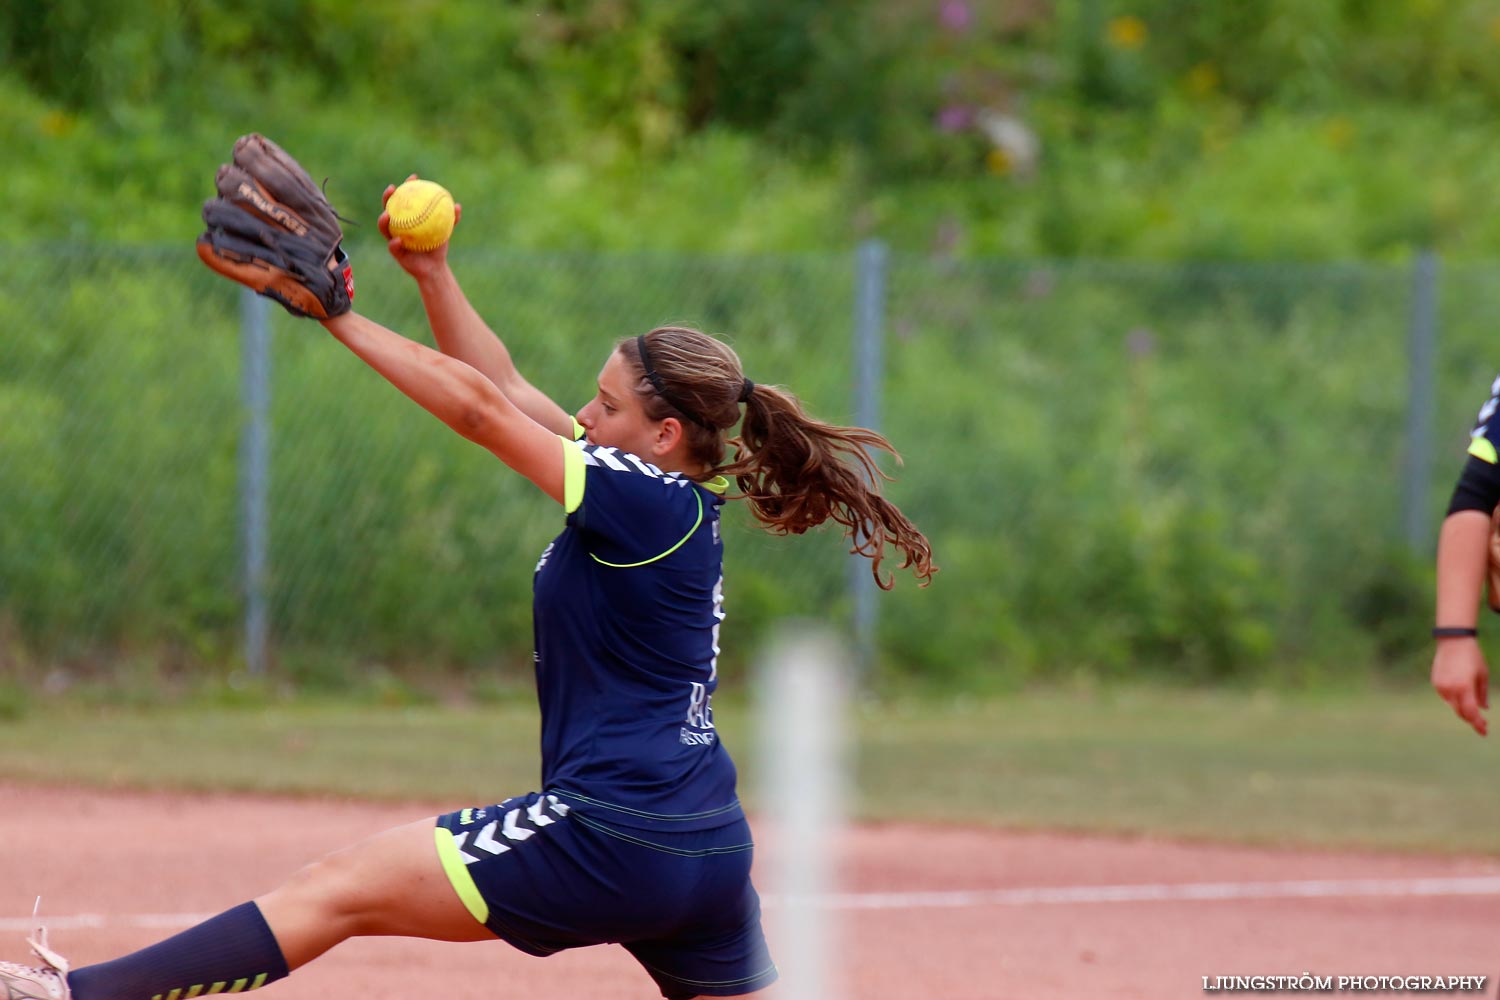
(570, 416, 586, 441)
(590, 488, 704, 569)
(700, 474, 729, 495)
(433, 827, 490, 925)
(1469, 436, 1498, 465)
(560, 437, 586, 513)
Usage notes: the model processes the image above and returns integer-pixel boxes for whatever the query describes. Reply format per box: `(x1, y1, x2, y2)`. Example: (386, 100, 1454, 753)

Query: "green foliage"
(0, 245, 1458, 688)
(3, 1, 1496, 689)
(7, 2, 1500, 258)
(0, 678, 28, 721)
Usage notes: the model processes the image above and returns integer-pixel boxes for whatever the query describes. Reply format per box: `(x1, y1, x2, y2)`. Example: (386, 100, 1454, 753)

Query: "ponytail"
(620, 327, 936, 589)
(721, 383, 936, 590)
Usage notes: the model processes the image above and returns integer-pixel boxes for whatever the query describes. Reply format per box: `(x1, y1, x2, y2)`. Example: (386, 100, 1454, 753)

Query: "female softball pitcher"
(0, 187, 935, 1000)
(1432, 374, 1500, 737)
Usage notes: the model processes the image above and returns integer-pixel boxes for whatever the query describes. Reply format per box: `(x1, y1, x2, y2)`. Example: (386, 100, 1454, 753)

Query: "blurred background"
(14, 13, 1500, 998)
(4, 0, 1500, 799)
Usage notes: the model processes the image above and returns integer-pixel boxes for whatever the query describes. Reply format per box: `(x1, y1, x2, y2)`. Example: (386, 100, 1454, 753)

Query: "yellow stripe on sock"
(165, 990, 182, 1000)
(229, 979, 248, 993)
(250, 974, 267, 990)
(207, 984, 228, 995)
(185, 987, 205, 998)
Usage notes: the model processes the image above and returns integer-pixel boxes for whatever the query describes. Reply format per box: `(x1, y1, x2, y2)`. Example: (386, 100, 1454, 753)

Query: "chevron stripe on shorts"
(449, 794, 572, 865)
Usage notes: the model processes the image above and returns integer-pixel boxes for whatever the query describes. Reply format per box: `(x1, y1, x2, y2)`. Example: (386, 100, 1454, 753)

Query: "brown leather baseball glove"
(196, 134, 354, 319)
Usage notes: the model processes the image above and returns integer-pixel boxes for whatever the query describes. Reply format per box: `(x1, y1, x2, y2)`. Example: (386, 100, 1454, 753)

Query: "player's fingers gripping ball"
(385, 179, 456, 252)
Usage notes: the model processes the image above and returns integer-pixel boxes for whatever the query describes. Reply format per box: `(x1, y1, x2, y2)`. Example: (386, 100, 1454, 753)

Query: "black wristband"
(1433, 626, 1479, 639)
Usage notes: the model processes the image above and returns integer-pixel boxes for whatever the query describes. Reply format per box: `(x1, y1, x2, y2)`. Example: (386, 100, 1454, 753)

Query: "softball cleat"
(0, 922, 70, 1000)
(0, 959, 69, 1000)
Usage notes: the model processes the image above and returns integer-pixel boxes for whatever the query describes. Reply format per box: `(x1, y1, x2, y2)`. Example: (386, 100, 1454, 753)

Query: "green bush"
(4, 2, 1497, 691)
(8, 3, 1500, 259)
(0, 245, 1460, 689)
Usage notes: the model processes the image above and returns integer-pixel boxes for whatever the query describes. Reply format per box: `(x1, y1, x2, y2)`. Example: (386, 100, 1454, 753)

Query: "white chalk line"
(5, 876, 1500, 931)
(803, 875, 1500, 911)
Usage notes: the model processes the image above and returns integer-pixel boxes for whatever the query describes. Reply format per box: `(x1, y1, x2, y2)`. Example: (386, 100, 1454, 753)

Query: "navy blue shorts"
(434, 792, 777, 999)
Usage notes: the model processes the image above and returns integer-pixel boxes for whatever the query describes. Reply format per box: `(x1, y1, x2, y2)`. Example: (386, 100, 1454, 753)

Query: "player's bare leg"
(255, 815, 494, 968)
(0, 817, 493, 1000)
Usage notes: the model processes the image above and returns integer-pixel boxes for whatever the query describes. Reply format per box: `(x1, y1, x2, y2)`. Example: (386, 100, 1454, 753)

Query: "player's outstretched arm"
(413, 265, 573, 435)
(378, 181, 574, 437)
(322, 311, 567, 505)
(1431, 508, 1491, 736)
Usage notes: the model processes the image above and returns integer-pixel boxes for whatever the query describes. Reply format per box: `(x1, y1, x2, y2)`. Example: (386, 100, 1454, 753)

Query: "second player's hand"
(379, 174, 463, 280)
(1432, 637, 1490, 736)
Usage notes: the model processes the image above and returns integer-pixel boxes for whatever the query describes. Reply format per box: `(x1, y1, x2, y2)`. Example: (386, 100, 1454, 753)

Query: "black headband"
(634, 335, 755, 427)
(636, 334, 711, 429)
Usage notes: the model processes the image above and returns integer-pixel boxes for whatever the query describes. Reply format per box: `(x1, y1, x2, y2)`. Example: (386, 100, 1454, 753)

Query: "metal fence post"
(1403, 250, 1438, 554)
(850, 240, 888, 677)
(240, 289, 271, 676)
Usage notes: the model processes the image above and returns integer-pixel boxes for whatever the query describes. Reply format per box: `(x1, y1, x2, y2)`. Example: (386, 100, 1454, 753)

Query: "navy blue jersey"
(532, 435, 742, 832)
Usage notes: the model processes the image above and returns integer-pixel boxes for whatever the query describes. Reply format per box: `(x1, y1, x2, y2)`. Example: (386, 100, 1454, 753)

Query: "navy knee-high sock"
(66, 902, 289, 1000)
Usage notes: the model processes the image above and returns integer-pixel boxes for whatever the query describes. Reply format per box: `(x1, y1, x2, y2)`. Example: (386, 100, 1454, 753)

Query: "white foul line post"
(757, 623, 851, 1000)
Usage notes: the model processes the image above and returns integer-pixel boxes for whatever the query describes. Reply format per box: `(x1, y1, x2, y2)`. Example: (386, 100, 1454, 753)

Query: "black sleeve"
(1447, 455, 1500, 516)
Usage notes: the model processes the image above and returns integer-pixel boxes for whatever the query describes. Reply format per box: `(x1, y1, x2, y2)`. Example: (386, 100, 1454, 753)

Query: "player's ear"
(653, 416, 684, 456)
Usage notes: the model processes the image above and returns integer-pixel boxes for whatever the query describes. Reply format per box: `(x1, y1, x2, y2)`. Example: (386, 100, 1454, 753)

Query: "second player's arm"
(1434, 510, 1491, 632)
(1432, 508, 1492, 735)
(412, 266, 574, 437)
(322, 311, 566, 504)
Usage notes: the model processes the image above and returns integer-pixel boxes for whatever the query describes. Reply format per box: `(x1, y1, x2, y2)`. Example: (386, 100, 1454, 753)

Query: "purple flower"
(936, 104, 973, 133)
(939, 0, 972, 33)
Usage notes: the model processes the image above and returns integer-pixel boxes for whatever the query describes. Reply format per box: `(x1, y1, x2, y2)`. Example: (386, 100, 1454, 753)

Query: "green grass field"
(0, 685, 1493, 855)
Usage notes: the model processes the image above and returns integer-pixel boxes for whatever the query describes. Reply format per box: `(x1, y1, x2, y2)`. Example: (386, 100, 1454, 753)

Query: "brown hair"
(617, 326, 935, 589)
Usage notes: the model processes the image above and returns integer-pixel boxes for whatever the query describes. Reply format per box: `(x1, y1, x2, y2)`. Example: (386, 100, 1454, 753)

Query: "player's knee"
(273, 848, 378, 929)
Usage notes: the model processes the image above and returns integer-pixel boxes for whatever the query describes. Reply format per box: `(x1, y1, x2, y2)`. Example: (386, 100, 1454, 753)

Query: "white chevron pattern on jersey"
(593, 447, 632, 472)
(578, 445, 693, 488)
(452, 796, 572, 865)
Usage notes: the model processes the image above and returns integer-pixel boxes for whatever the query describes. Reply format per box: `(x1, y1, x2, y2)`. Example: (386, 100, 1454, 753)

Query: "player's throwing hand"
(379, 174, 463, 279)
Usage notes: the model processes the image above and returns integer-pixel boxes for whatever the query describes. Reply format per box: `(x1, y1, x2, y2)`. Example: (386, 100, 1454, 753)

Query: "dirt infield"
(2, 782, 1498, 999)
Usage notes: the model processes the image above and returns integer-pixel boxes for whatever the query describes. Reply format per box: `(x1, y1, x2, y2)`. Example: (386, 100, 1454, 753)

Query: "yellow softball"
(386, 179, 455, 252)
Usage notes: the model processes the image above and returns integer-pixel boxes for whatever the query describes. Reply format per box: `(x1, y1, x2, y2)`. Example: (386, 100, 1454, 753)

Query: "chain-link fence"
(0, 243, 1485, 686)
